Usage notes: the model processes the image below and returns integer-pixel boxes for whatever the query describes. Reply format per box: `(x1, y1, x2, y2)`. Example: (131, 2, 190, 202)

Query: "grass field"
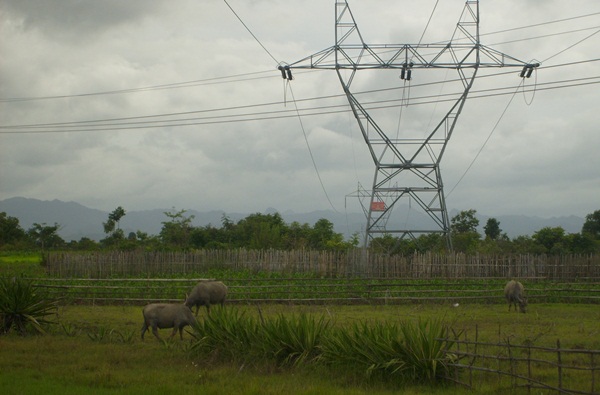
(2, 253, 599, 393)
(1, 303, 599, 394)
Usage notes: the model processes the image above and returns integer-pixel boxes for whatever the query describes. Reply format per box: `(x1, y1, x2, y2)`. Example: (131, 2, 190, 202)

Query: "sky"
(1, 0, 599, 222)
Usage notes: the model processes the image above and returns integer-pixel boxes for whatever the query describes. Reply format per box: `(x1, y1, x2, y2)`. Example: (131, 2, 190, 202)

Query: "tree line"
(372, 209, 600, 255)
(1, 207, 599, 255)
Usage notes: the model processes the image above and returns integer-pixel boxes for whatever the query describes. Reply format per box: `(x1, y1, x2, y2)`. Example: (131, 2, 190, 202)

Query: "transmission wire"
(223, 0, 279, 65)
(287, 83, 339, 213)
(447, 79, 525, 198)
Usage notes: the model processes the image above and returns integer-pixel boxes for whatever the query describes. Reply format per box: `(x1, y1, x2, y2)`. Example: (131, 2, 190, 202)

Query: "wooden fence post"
(557, 339, 562, 391)
(592, 353, 596, 394)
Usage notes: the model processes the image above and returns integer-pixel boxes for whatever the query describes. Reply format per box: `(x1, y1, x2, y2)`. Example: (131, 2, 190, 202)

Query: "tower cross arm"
(282, 43, 538, 71)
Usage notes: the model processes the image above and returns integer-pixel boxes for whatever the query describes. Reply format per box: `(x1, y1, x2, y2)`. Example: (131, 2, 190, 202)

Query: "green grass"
(0, 252, 45, 276)
(1, 303, 598, 394)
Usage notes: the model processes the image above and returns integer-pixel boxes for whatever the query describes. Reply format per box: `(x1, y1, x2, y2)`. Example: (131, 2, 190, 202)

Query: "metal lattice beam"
(282, 0, 537, 250)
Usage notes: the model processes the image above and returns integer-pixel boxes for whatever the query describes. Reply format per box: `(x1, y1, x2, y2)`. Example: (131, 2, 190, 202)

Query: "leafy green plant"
(59, 322, 80, 337)
(321, 321, 407, 377)
(261, 313, 331, 366)
(87, 326, 112, 342)
(396, 318, 458, 382)
(321, 318, 458, 383)
(112, 328, 136, 344)
(190, 307, 259, 361)
(0, 276, 59, 335)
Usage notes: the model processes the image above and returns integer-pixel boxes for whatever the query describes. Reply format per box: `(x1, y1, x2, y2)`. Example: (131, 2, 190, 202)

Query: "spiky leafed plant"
(321, 321, 408, 377)
(189, 307, 259, 361)
(261, 313, 331, 366)
(321, 318, 458, 383)
(397, 318, 457, 382)
(0, 276, 59, 335)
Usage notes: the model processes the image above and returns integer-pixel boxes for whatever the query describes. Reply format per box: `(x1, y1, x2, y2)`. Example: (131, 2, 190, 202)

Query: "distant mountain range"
(0, 197, 585, 242)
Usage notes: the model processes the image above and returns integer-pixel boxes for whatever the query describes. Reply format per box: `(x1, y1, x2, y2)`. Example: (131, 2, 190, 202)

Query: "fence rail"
(444, 336, 600, 394)
(31, 277, 600, 305)
(43, 250, 600, 279)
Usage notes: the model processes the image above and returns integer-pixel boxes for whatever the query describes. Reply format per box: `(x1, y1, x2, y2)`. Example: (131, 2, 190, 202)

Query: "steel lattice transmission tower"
(280, 0, 537, 249)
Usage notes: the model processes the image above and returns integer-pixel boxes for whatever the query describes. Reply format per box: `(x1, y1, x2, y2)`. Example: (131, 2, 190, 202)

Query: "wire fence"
(443, 332, 600, 394)
(43, 250, 600, 280)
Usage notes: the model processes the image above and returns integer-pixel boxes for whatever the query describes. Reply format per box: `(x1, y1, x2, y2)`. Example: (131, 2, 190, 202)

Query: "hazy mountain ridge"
(0, 197, 585, 242)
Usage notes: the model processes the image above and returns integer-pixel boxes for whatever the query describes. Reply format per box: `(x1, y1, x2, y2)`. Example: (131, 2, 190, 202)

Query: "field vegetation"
(1, 246, 599, 393)
(1, 303, 599, 394)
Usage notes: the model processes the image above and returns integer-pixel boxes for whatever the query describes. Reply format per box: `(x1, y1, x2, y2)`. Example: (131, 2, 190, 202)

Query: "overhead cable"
(2, 75, 598, 134)
(1, 11, 598, 103)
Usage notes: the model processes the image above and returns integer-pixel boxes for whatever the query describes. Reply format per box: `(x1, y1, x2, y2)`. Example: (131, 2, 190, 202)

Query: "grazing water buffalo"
(504, 280, 527, 313)
(141, 302, 196, 341)
(185, 280, 228, 316)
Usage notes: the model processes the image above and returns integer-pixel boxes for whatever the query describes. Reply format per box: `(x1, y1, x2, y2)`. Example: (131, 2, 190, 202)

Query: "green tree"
(532, 226, 566, 254)
(101, 206, 127, 248)
(582, 210, 600, 239)
(451, 209, 479, 233)
(483, 218, 501, 240)
(71, 237, 99, 251)
(27, 223, 64, 250)
(103, 206, 126, 234)
(370, 234, 401, 254)
(565, 232, 597, 254)
(451, 209, 480, 253)
(0, 212, 27, 247)
(234, 213, 285, 249)
(160, 208, 195, 248)
(283, 221, 311, 249)
(309, 218, 339, 250)
(511, 235, 545, 254)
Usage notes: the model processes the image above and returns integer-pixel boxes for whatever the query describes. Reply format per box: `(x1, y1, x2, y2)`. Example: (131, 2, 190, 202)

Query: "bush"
(0, 276, 59, 335)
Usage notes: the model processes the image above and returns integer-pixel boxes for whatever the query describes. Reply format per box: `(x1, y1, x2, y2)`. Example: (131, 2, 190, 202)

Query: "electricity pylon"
(280, 0, 537, 249)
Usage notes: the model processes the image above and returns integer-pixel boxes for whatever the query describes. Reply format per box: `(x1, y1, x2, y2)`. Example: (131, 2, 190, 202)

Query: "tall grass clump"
(321, 321, 408, 378)
(189, 308, 332, 367)
(260, 313, 331, 366)
(190, 307, 259, 362)
(0, 276, 59, 335)
(321, 318, 457, 383)
(397, 319, 458, 382)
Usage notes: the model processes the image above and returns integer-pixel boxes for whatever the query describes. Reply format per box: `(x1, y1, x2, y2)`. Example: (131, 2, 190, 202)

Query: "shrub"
(321, 318, 457, 382)
(260, 313, 331, 366)
(190, 307, 259, 361)
(0, 276, 59, 335)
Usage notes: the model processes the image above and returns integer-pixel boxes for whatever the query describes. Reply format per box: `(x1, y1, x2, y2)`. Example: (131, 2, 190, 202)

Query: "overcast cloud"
(1, 0, 599, 222)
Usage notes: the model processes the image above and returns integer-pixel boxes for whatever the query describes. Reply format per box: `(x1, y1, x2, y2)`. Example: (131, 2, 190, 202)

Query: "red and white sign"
(371, 201, 385, 211)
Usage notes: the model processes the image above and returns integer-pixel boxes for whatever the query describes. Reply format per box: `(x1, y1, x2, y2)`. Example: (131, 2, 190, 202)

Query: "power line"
(480, 11, 600, 37)
(3, 58, 598, 132)
(2, 74, 598, 134)
(542, 28, 600, 63)
(287, 83, 339, 213)
(1, 10, 597, 104)
(447, 80, 524, 198)
(223, 0, 279, 65)
(487, 26, 600, 47)
(0, 70, 282, 103)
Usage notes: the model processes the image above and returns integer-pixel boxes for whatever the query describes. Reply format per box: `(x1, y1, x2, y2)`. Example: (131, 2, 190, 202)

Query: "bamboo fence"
(444, 335, 599, 394)
(43, 250, 600, 280)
